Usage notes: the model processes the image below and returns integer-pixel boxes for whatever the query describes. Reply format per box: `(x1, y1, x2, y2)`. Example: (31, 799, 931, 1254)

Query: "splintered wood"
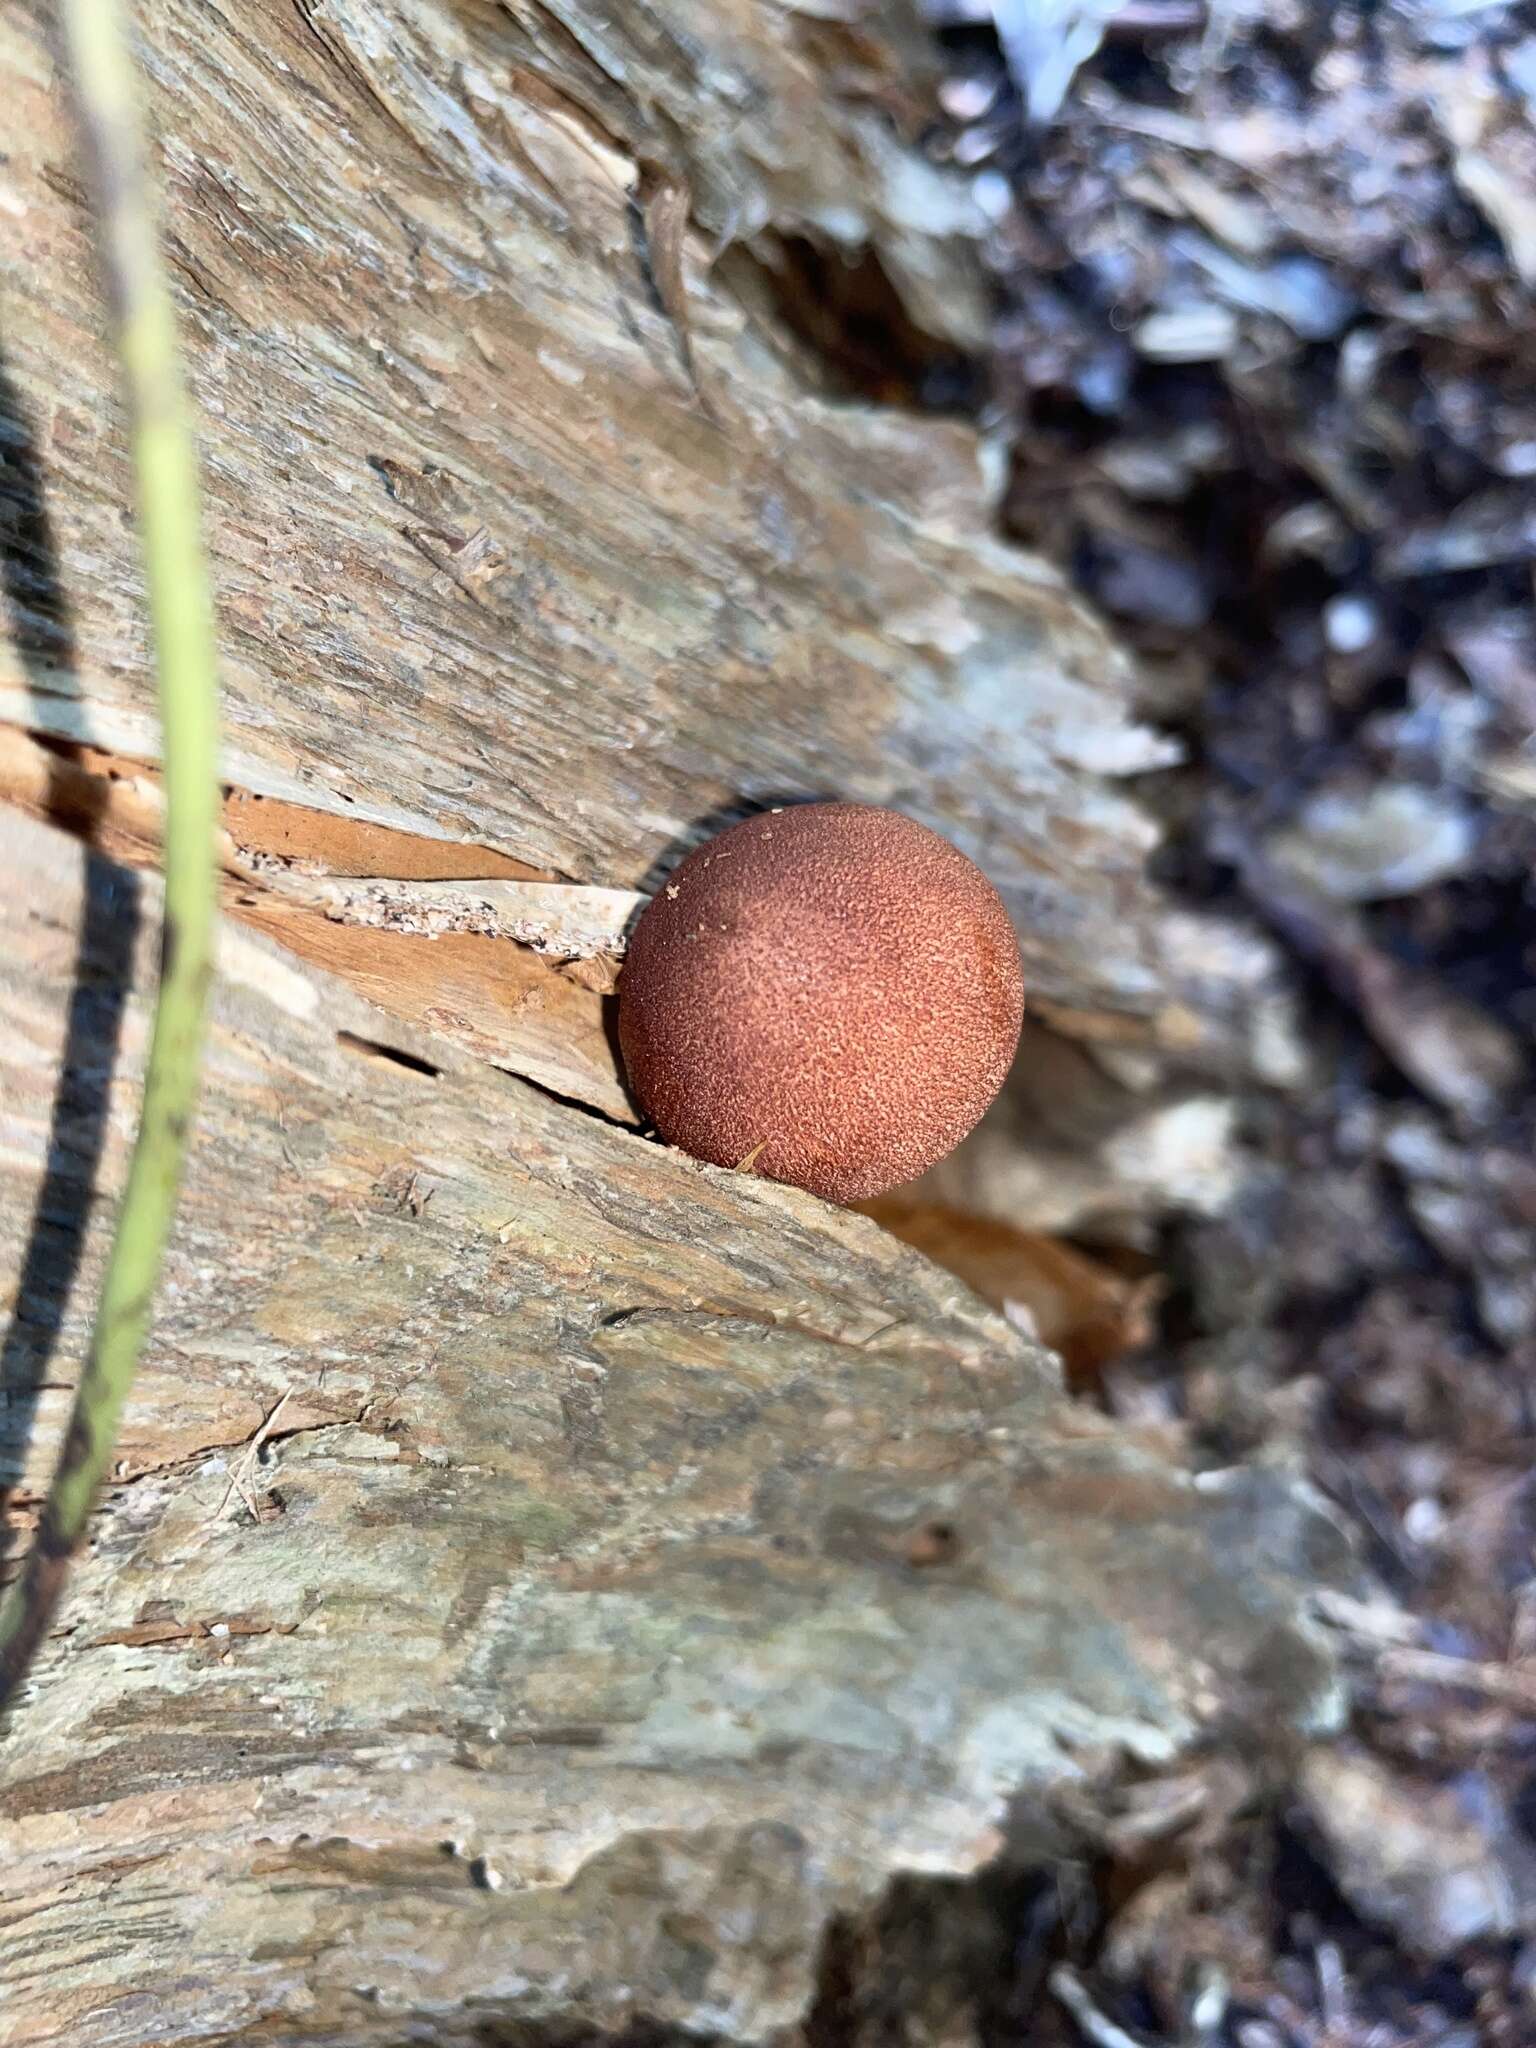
(0, 0, 1226, 1047)
(0, 0, 1350, 2039)
(0, 810, 1348, 2045)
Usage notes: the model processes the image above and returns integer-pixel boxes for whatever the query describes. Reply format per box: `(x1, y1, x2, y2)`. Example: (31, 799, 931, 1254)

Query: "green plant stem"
(0, 0, 219, 1710)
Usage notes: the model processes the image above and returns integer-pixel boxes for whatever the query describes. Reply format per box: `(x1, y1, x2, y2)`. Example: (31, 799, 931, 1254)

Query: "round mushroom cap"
(617, 802, 1024, 1202)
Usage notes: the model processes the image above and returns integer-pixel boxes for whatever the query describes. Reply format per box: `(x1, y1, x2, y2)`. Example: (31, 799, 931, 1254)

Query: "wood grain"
(0, 0, 1192, 1038)
(0, 808, 1349, 2044)
(0, 3, 1339, 2036)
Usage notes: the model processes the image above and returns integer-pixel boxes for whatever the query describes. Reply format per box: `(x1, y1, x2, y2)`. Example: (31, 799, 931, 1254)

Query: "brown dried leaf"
(860, 1197, 1159, 1382)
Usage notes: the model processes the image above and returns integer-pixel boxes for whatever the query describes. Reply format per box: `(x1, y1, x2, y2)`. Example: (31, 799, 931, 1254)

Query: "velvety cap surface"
(617, 803, 1024, 1201)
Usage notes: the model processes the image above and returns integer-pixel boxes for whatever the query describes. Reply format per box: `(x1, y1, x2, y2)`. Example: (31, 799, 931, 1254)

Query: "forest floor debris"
(869, 3, 1536, 2041)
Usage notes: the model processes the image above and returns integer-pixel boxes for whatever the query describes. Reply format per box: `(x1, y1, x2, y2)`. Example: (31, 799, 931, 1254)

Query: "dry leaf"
(860, 1197, 1159, 1382)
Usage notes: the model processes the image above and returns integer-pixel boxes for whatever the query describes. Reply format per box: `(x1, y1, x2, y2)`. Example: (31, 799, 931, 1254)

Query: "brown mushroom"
(617, 802, 1024, 1202)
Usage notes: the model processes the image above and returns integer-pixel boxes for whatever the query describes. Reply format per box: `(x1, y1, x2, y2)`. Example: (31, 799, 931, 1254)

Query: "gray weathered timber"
(0, 2, 1342, 2036)
(0, 0, 1191, 1033)
(0, 810, 1348, 2044)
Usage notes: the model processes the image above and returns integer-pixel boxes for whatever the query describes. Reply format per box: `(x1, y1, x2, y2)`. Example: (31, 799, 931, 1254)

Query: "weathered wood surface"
(0, 0, 1202, 1041)
(0, 809, 1348, 2044)
(0, 1, 1345, 2038)
(0, 726, 637, 1117)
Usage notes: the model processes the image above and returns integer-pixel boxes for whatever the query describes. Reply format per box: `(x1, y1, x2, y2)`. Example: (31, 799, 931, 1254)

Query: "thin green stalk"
(0, 0, 219, 1710)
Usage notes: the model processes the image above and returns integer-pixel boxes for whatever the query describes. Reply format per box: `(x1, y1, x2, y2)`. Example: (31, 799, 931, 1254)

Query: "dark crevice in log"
(335, 1029, 443, 1080)
(722, 232, 986, 413)
(509, 1059, 643, 1136)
